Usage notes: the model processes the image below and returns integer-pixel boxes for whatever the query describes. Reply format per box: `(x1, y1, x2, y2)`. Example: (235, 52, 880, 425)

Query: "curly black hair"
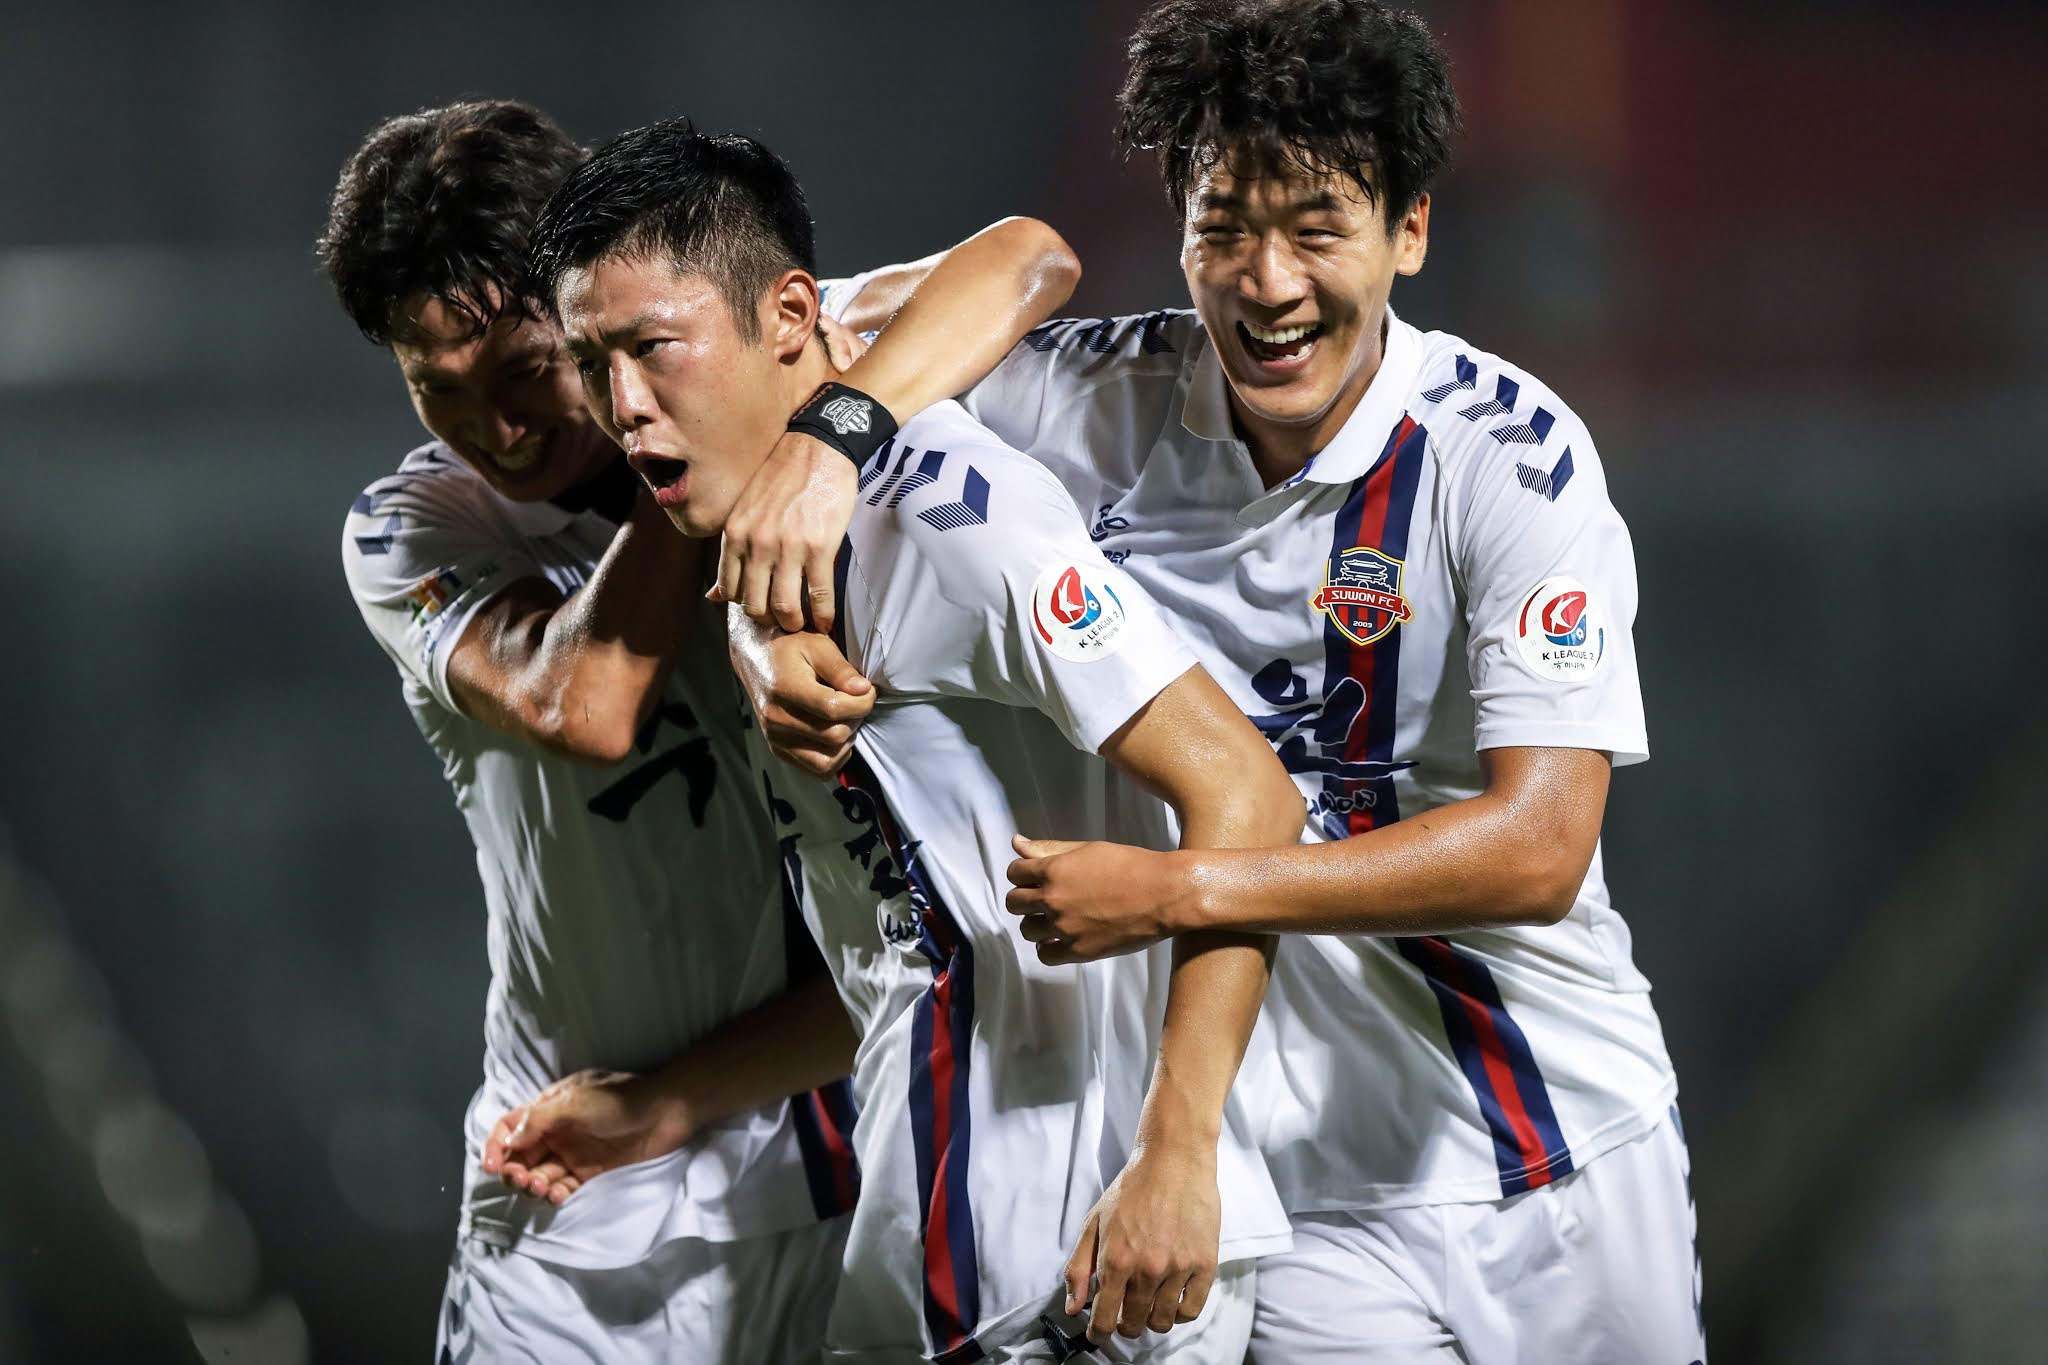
(316, 99, 586, 346)
(528, 117, 816, 344)
(1117, 0, 1460, 229)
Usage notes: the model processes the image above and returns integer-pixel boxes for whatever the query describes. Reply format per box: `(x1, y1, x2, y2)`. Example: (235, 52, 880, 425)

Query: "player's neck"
(785, 339, 839, 418)
(1234, 315, 1388, 488)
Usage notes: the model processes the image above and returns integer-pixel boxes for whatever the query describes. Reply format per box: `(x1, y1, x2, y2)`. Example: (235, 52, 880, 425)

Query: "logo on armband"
(1515, 575, 1607, 679)
(1030, 561, 1131, 662)
(819, 396, 873, 436)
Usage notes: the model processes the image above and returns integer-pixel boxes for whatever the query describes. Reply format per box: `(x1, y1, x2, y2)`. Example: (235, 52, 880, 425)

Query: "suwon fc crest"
(1311, 546, 1414, 647)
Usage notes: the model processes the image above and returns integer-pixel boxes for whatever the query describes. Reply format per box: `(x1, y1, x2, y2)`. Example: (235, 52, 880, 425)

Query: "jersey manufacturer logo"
(1030, 561, 1131, 662)
(1515, 575, 1607, 679)
(819, 396, 872, 436)
(1311, 546, 1414, 647)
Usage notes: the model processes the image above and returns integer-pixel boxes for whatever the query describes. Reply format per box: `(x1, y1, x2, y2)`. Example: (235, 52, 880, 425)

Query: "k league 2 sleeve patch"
(1029, 560, 1131, 662)
(1514, 575, 1607, 680)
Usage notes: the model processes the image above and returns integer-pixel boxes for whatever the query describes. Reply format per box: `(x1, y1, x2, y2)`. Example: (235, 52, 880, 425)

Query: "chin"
(1236, 376, 1346, 431)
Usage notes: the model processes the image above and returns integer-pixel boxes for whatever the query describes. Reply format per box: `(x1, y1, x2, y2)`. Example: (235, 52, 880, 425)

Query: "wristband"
(788, 381, 898, 469)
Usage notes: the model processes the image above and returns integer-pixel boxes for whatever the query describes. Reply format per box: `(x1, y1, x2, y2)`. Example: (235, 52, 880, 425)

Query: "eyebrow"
(567, 313, 673, 352)
(1194, 188, 1365, 215)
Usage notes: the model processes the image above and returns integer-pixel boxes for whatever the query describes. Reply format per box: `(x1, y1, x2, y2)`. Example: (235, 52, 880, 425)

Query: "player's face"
(555, 254, 801, 539)
(391, 292, 615, 502)
(1181, 159, 1429, 466)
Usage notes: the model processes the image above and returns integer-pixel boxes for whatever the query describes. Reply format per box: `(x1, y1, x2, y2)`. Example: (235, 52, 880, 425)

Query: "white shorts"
(982, 1259, 1257, 1364)
(436, 1216, 848, 1364)
(1249, 1105, 1704, 1365)
(821, 1259, 1255, 1365)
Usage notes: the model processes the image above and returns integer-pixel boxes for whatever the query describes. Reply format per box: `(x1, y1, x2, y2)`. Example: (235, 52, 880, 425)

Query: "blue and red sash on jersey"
(837, 754, 986, 1363)
(776, 835, 862, 1219)
(1321, 416, 1576, 1198)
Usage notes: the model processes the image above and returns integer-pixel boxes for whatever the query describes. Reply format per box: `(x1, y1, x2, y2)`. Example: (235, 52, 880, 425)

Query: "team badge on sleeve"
(1312, 547, 1414, 647)
(1030, 561, 1131, 662)
(1515, 575, 1607, 679)
(404, 567, 466, 622)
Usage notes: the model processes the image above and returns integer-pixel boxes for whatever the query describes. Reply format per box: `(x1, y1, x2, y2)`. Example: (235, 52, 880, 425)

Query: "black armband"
(788, 382, 898, 469)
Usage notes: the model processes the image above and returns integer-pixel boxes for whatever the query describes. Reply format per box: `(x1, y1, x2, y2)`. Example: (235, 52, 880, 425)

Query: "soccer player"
(321, 99, 1084, 1363)
(721, 3, 1705, 1361)
(529, 117, 1307, 1362)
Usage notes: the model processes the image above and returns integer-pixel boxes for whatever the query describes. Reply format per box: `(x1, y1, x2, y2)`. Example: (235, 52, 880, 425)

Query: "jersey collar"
(1178, 307, 1424, 487)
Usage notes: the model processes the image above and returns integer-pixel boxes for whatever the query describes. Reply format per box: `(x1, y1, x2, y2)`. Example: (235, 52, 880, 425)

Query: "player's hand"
(714, 431, 860, 634)
(1064, 1140, 1222, 1343)
(1005, 836, 1190, 963)
(818, 314, 871, 369)
(481, 1069, 691, 1207)
(729, 618, 874, 779)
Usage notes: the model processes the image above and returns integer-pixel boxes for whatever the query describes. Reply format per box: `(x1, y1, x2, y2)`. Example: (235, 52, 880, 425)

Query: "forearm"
(515, 489, 703, 760)
(836, 216, 1078, 421)
(1139, 790, 1296, 1152)
(1179, 785, 1590, 937)
(642, 973, 859, 1141)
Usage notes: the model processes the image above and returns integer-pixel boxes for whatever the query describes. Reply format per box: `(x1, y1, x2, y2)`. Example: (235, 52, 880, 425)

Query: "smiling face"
(391, 291, 615, 502)
(555, 252, 823, 538)
(1181, 158, 1429, 475)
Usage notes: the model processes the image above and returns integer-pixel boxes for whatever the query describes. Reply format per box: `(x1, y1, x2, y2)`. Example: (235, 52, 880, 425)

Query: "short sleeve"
(1448, 407, 1649, 765)
(816, 274, 873, 323)
(851, 424, 1196, 754)
(958, 312, 1195, 501)
(340, 469, 543, 714)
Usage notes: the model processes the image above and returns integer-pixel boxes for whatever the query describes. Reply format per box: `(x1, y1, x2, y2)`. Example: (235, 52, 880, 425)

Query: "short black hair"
(315, 99, 586, 346)
(528, 117, 817, 344)
(1117, 0, 1461, 230)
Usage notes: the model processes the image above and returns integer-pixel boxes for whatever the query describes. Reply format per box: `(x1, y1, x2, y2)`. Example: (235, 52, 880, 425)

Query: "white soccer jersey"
(341, 443, 855, 1269)
(959, 308, 1676, 1213)
(756, 400, 1290, 1362)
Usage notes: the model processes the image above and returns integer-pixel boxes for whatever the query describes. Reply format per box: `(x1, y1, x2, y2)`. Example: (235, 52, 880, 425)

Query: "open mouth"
(491, 433, 546, 474)
(631, 453, 690, 507)
(1237, 319, 1323, 369)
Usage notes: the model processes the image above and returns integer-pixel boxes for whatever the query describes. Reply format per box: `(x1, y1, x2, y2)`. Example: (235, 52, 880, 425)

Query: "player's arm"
(718, 216, 1080, 632)
(483, 971, 858, 1204)
(447, 482, 702, 764)
(1013, 398, 1640, 950)
(1044, 668, 1302, 1344)
(1012, 746, 1608, 954)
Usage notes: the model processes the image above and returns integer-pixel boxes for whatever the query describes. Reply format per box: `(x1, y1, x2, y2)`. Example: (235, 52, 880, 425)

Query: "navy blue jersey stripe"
(1397, 936, 1575, 1195)
(838, 752, 983, 1355)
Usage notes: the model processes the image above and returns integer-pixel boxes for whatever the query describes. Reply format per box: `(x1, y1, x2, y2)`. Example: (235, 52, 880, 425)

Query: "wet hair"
(316, 99, 587, 346)
(527, 116, 817, 343)
(1117, 0, 1461, 229)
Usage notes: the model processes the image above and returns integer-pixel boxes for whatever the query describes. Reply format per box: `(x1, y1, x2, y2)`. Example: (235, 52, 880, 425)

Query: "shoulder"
(343, 441, 489, 531)
(340, 442, 506, 586)
(1404, 329, 1601, 497)
(1003, 310, 1200, 412)
(863, 402, 1083, 528)
(1020, 309, 1199, 373)
(850, 404, 1091, 577)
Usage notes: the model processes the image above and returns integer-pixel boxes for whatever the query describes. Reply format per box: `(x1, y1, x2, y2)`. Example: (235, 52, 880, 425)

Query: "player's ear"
(1394, 194, 1430, 277)
(766, 269, 823, 363)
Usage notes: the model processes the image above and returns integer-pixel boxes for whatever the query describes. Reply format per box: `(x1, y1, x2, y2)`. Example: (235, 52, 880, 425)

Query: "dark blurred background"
(3, 1, 2043, 1361)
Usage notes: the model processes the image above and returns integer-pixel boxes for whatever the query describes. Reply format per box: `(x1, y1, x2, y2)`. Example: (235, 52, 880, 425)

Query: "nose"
(476, 407, 526, 456)
(1238, 231, 1309, 310)
(608, 357, 658, 432)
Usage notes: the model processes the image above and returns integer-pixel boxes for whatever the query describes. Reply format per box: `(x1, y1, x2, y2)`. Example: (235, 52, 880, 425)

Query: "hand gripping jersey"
(340, 443, 854, 1269)
(757, 401, 1290, 1362)
(959, 308, 1677, 1213)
